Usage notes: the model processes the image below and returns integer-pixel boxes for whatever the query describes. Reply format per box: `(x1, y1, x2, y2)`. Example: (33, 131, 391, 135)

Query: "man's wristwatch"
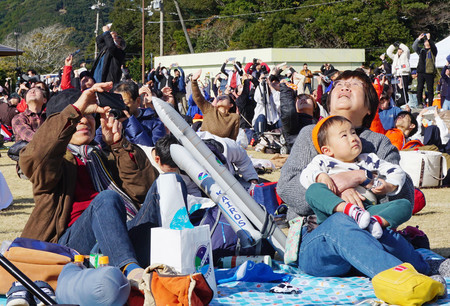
(361, 169, 373, 187)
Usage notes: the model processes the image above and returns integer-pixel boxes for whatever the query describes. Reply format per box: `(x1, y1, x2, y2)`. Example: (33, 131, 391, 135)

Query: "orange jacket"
(369, 82, 386, 134)
(385, 128, 423, 150)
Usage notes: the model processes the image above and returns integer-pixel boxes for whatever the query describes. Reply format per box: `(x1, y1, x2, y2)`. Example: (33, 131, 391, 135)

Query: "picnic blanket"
(210, 248, 450, 305)
(0, 249, 448, 305)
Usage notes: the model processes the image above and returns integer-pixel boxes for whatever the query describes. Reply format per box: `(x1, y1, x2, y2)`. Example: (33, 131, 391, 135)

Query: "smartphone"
(228, 57, 236, 62)
(71, 49, 81, 56)
(95, 92, 128, 119)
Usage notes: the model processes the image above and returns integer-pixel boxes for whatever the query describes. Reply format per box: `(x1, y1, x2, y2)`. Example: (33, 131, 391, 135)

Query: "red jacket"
(61, 65, 74, 90)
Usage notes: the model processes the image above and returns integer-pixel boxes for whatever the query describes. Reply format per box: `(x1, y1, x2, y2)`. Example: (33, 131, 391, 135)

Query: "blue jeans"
(58, 174, 188, 268)
(298, 213, 429, 278)
(303, 83, 312, 94)
(442, 99, 450, 111)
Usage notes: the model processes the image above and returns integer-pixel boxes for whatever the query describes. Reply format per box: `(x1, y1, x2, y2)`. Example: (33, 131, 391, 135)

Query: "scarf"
(68, 144, 139, 220)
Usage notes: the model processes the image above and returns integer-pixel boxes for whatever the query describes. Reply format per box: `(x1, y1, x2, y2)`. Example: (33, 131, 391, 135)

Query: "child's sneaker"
(33, 281, 56, 306)
(343, 203, 370, 229)
(6, 281, 34, 306)
(367, 216, 383, 239)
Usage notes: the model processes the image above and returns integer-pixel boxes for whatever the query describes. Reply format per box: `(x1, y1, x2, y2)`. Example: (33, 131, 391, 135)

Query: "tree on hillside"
(2, 24, 76, 74)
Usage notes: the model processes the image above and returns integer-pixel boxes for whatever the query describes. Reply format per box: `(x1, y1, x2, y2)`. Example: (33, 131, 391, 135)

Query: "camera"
(95, 92, 128, 119)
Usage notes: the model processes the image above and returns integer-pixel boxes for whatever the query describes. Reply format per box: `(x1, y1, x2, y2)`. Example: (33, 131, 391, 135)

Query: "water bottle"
(98, 256, 109, 267)
(56, 261, 130, 305)
(73, 255, 86, 269)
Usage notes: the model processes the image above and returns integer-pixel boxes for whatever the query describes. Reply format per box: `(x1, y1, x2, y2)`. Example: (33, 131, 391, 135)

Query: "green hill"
(0, 0, 114, 50)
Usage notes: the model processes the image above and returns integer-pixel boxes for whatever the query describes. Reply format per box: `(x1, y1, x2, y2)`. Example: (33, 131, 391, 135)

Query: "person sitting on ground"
(252, 74, 281, 139)
(61, 54, 95, 91)
(385, 111, 421, 150)
(278, 69, 428, 276)
(277, 70, 450, 302)
(94, 80, 166, 148)
(19, 83, 160, 283)
(12, 87, 47, 143)
(300, 115, 410, 239)
(0, 93, 20, 129)
(279, 80, 320, 152)
(191, 69, 239, 140)
(378, 93, 402, 130)
(147, 133, 259, 197)
(411, 107, 449, 153)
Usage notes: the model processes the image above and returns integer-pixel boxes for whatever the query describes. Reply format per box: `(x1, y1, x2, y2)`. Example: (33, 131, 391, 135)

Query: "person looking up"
(12, 87, 47, 142)
(413, 33, 437, 107)
(191, 69, 239, 140)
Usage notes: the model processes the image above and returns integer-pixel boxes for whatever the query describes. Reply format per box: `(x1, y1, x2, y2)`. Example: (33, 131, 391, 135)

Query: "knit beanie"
(311, 116, 336, 154)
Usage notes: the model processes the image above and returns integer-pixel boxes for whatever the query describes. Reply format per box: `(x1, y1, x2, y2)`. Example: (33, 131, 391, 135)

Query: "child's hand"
(316, 173, 338, 194)
(371, 179, 398, 195)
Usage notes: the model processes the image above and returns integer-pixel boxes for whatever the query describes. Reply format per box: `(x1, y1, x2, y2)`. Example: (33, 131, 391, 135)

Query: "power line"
(146, 0, 351, 24)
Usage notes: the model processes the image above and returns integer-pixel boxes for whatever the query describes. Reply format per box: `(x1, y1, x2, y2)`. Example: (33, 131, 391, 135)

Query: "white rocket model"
(171, 144, 260, 248)
(152, 97, 286, 256)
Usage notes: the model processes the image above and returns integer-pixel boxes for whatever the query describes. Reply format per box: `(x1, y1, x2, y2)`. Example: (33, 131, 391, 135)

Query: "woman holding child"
(277, 70, 447, 299)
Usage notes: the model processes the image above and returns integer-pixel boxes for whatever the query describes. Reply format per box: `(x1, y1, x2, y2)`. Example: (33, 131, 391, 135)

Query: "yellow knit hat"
(311, 116, 336, 154)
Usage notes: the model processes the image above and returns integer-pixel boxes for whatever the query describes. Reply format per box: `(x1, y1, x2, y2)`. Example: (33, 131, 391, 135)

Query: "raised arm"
(191, 69, 213, 114)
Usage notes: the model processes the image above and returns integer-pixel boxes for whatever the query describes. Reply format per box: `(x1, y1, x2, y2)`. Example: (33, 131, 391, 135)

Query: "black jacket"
(91, 31, 126, 84)
(412, 39, 438, 74)
(235, 79, 255, 129)
(280, 84, 316, 149)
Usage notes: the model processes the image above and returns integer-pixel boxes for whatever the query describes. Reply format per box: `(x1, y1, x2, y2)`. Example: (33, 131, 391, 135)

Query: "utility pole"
(13, 30, 19, 71)
(142, 0, 146, 83)
(160, 1, 164, 56)
(91, 1, 105, 58)
(173, 0, 194, 54)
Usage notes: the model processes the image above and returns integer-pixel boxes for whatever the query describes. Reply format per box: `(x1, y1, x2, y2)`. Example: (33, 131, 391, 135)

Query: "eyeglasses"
(333, 80, 364, 89)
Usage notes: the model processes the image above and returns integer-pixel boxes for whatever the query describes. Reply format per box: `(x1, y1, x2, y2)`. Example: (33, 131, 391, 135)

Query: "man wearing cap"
(61, 54, 95, 91)
(387, 42, 411, 106)
(413, 33, 438, 107)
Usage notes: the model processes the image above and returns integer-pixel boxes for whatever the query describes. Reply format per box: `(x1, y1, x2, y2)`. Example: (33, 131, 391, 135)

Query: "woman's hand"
(371, 179, 398, 195)
(192, 69, 202, 81)
(316, 173, 338, 194)
(339, 188, 365, 208)
(330, 170, 366, 193)
(100, 113, 123, 146)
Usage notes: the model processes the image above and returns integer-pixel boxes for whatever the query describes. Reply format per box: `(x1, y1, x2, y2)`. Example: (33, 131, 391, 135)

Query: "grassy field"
(0, 143, 449, 257)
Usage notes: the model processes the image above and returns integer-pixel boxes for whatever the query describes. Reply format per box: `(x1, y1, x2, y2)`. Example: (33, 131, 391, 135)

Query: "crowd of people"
(0, 25, 450, 304)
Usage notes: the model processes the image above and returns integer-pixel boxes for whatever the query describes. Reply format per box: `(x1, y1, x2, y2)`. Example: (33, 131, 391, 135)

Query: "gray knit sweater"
(277, 124, 415, 221)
